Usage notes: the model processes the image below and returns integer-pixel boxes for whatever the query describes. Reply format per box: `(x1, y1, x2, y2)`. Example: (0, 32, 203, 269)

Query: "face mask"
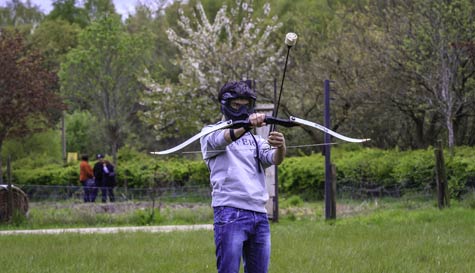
(221, 103, 254, 121)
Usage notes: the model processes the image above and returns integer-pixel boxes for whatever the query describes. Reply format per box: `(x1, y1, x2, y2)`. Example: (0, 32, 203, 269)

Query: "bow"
(151, 116, 370, 155)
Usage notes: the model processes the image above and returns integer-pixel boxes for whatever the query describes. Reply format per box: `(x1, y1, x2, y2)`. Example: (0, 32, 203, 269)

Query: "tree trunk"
(446, 114, 455, 156)
(441, 59, 455, 156)
(112, 141, 118, 166)
(110, 130, 119, 165)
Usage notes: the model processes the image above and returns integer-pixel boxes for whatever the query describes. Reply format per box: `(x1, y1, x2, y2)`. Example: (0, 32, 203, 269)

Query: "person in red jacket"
(79, 154, 95, 202)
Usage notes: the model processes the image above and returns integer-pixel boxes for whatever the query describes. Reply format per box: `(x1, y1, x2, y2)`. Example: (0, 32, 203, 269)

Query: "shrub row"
(279, 146, 475, 199)
(5, 146, 475, 199)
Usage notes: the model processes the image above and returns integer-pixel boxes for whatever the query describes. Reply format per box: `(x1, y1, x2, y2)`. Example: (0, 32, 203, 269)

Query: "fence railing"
(11, 183, 475, 204)
(17, 184, 212, 202)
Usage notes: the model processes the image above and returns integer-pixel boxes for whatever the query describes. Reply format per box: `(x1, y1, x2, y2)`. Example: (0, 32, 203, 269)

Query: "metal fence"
(17, 184, 212, 202)
(11, 183, 475, 204)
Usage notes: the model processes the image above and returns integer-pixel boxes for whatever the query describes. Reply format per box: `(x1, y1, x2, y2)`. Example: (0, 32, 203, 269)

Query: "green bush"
(278, 146, 475, 198)
(390, 148, 435, 189)
(279, 155, 325, 199)
(285, 195, 304, 207)
(335, 148, 397, 187)
(12, 164, 78, 186)
(5, 146, 475, 201)
(445, 146, 475, 198)
(2, 130, 62, 162)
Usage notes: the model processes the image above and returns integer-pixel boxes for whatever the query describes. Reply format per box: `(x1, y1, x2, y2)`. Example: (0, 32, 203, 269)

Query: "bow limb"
(264, 116, 370, 143)
(151, 120, 233, 155)
(289, 116, 370, 143)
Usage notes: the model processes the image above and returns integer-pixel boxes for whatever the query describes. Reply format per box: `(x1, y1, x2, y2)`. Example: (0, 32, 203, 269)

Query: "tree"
(126, 1, 181, 84)
(0, 0, 44, 32)
(0, 30, 64, 183)
(268, 0, 367, 147)
(30, 19, 81, 70)
(47, 0, 89, 27)
(59, 15, 153, 163)
(139, 0, 284, 144)
(84, 0, 117, 21)
(64, 110, 102, 155)
(359, 0, 475, 151)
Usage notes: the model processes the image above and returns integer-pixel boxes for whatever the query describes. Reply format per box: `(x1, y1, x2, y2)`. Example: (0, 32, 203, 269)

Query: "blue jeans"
(82, 178, 96, 202)
(213, 206, 271, 273)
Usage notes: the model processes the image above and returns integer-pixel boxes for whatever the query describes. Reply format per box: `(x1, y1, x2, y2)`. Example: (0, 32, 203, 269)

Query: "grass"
(273, 207, 475, 273)
(0, 200, 214, 230)
(0, 198, 475, 272)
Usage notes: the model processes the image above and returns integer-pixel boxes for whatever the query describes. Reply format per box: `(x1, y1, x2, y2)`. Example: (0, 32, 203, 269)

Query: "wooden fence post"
(330, 164, 337, 219)
(434, 140, 450, 209)
(7, 155, 13, 221)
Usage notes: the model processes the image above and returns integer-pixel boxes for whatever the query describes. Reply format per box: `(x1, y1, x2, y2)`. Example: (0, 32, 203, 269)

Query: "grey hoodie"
(200, 125, 276, 213)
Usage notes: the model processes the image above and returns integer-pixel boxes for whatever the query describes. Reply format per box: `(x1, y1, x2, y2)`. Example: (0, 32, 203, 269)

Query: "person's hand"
(248, 113, 267, 128)
(268, 131, 285, 148)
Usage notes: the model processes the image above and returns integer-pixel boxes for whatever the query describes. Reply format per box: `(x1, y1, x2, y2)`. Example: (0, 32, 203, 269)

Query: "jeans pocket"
(214, 207, 240, 225)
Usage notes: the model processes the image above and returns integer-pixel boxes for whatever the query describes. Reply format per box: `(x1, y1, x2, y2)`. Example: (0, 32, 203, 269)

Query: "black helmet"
(218, 81, 256, 121)
(218, 81, 257, 103)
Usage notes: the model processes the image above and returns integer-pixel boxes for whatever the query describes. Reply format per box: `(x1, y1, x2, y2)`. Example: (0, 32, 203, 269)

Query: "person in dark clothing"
(93, 153, 105, 202)
(102, 160, 116, 202)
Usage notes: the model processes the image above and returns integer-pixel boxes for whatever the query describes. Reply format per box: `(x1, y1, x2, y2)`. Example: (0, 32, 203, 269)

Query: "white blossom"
(140, 0, 284, 139)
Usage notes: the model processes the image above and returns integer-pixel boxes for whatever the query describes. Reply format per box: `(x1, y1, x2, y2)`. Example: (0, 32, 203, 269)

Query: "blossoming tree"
(140, 0, 284, 141)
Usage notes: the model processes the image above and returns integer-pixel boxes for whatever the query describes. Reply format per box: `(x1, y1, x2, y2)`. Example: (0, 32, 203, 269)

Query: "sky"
(0, 0, 139, 17)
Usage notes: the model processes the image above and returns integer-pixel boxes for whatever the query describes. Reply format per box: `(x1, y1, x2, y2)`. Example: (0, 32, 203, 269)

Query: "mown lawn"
(0, 202, 474, 273)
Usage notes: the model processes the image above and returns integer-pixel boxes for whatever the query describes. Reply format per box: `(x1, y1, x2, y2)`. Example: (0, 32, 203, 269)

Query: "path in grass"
(0, 224, 213, 235)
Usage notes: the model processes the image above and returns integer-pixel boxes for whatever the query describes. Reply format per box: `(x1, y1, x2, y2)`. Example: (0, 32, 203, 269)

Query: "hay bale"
(0, 185, 29, 221)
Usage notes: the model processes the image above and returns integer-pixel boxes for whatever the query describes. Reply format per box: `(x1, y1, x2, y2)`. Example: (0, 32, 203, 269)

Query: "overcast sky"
(0, 0, 139, 17)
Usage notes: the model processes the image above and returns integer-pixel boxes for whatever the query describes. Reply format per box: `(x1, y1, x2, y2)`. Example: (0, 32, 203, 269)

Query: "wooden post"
(330, 164, 337, 219)
(61, 112, 67, 166)
(255, 103, 278, 222)
(324, 80, 336, 219)
(7, 155, 13, 221)
(434, 140, 450, 209)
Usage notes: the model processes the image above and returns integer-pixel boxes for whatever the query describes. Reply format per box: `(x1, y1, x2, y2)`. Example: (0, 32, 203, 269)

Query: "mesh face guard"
(218, 81, 256, 121)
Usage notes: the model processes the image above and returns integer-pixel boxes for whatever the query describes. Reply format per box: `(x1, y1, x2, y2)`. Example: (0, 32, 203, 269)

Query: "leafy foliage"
(46, 0, 89, 27)
(60, 15, 153, 162)
(2, 129, 62, 162)
(30, 18, 81, 70)
(279, 155, 325, 199)
(0, 29, 64, 183)
(0, 0, 44, 31)
(3, 0, 475, 180)
(64, 110, 102, 155)
(337, 0, 475, 149)
(139, 0, 285, 141)
(7, 146, 475, 201)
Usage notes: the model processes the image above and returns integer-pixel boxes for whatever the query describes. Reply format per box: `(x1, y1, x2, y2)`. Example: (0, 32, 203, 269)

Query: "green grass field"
(1, 199, 474, 273)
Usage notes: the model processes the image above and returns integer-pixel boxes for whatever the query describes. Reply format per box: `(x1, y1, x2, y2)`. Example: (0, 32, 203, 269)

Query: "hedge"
(4, 146, 475, 199)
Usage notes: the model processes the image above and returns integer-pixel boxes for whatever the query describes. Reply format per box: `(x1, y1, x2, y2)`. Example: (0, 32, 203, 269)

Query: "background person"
(200, 81, 286, 273)
(102, 159, 116, 202)
(79, 154, 95, 202)
(93, 153, 105, 202)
